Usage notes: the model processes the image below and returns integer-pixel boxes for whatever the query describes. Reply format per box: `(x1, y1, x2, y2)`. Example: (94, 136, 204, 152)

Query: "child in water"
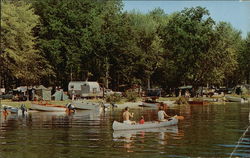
(139, 116, 145, 124)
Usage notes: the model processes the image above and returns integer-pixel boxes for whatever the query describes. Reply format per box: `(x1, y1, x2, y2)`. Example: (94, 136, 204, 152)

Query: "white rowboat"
(30, 103, 66, 112)
(225, 96, 245, 103)
(112, 117, 178, 131)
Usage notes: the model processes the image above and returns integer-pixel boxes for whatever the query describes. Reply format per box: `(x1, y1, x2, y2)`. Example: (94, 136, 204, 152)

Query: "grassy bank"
(0, 100, 73, 108)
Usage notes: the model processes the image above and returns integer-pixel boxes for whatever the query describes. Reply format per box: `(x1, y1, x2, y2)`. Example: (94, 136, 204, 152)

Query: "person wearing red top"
(139, 116, 145, 124)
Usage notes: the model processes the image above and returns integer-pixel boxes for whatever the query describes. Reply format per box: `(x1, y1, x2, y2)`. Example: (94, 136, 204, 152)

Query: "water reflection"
(0, 103, 249, 158)
(113, 125, 184, 152)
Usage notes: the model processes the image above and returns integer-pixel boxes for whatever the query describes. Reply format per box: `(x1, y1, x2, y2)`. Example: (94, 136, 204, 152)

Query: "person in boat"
(123, 107, 136, 125)
(139, 116, 145, 124)
(158, 105, 170, 122)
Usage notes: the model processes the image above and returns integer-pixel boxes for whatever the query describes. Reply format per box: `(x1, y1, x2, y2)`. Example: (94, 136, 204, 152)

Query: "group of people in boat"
(122, 103, 170, 125)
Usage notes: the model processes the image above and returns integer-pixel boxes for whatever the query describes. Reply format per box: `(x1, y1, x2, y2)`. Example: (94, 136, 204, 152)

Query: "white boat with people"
(112, 116, 178, 131)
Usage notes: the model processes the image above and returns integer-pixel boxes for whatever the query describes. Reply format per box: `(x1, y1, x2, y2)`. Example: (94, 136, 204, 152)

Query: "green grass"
(0, 99, 73, 108)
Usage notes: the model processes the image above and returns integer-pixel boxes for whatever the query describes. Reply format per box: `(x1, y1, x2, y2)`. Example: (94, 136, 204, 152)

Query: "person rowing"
(123, 106, 136, 125)
(158, 104, 170, 122)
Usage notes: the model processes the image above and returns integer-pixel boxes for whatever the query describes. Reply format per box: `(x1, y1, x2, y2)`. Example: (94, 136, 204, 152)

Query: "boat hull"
(30, 103, 66, 112)
(112, 117, 178, 131)
(2, 105, 19, 113)
(142, 102, 159, 107)
(225, 96, 244, 103)
(72, 101, 100, 110)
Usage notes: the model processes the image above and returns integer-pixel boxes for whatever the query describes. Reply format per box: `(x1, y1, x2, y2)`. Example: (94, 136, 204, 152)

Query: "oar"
(174, 115, 184, 120)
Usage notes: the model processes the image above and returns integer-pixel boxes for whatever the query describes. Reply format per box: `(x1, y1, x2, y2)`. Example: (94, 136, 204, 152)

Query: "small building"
(35, 85, 51, 101)
(68, 81, 102, 98)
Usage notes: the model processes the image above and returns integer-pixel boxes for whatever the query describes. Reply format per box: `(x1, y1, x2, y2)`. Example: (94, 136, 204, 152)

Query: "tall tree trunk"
(147, 77, 150, 89)
(105, 57, 109, 89)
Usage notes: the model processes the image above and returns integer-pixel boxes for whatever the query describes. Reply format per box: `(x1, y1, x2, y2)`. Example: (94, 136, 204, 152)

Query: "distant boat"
(2, 104, 27, 114)
(141, 99, 174, 108)
(30, 103, 67, 112)
(72, 100, 100, 110)
(2, 105, 19, 113)
(225, 96, 245, 103)
(141, 100, 160, 107)
(188, 100, 209, 105)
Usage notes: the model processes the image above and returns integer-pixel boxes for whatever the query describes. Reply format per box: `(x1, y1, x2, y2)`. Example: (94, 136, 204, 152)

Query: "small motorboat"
(2, 105, 19, 113)
(112, 117, 178, 131)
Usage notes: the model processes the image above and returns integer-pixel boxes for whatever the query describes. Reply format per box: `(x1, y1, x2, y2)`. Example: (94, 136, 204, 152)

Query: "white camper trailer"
(68, 81, 103, 98)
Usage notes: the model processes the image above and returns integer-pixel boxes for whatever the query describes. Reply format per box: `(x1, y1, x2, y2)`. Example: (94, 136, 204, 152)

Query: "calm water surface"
(0, 103, 250, 158)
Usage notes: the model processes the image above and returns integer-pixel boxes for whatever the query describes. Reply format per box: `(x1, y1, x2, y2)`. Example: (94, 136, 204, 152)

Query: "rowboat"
(225, 96, 245, 103)
(72, 101, 100, 110)
(30, 103, 67, 112)
(112, 117, 178, 131)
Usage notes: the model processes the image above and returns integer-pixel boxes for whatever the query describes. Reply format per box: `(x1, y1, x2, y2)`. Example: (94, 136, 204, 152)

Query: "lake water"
(0, 103, 250, 158)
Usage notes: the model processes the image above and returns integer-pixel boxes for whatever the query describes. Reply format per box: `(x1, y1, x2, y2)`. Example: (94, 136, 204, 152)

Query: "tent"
(234, 84, 250, 95)
(52, 90, 69, 101)
(35, 85, 51, 101)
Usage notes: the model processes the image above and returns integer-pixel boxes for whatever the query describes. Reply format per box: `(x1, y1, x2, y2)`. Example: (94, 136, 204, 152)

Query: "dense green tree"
(0, 1, 53, 88)
(239, 33, 250, 84)
(127, 10, 167, 88)
(1, 1, 246, 92)
(160, 7, 239, 89)
(214, 22, 243, 86)
(32, 0, 104, 87)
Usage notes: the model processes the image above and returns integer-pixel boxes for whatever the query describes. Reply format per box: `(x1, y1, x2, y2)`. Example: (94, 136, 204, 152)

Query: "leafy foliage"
(1, 1, 249, 91)
(0, 1, 53, 87)
(125, 90, 139, 102)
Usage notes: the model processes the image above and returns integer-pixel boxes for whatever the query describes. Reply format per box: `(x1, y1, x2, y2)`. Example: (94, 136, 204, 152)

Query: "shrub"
(175, 96, 188, 105)
(105, 93, 122, 103)
(125, 90, 138, 102)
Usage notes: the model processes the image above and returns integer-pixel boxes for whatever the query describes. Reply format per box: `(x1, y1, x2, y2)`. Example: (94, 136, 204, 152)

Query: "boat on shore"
(72, 100, 100, 110)
(225, 96, 245, 103)
(112, 117, 178, 131)
(30, 102, 67, 112)
(141, 100, 160, 107)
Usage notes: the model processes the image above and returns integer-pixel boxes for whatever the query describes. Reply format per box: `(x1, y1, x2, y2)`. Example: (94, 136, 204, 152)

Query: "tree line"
(0, 0, 250, 92)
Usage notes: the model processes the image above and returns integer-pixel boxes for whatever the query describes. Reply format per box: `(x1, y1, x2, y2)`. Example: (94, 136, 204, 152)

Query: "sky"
(123, 1, 250, 38)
